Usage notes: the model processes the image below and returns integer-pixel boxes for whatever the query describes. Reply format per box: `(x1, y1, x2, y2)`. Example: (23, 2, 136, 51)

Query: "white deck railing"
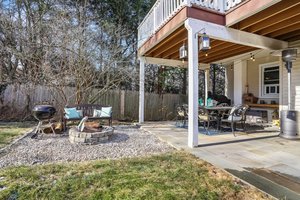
(138, 0, 245, 48)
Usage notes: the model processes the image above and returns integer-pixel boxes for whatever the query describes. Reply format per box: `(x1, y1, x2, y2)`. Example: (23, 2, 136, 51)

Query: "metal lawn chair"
(220, 104, 249, 136)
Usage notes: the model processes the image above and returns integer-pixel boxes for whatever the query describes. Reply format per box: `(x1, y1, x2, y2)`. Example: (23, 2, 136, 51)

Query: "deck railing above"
(138, 0, 245, 48)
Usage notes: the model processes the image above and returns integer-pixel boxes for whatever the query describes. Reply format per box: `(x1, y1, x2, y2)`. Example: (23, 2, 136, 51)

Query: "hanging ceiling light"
(250, 53, 255, 61)
(179, 43, 188, 63)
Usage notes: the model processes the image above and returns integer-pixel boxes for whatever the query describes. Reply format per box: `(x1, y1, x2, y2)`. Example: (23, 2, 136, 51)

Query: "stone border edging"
(0, 129, 35, 155)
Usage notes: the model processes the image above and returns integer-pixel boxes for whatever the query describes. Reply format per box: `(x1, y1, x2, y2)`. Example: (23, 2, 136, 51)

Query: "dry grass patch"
(0, 151, 271, 200)
(0, 122, 33, 149)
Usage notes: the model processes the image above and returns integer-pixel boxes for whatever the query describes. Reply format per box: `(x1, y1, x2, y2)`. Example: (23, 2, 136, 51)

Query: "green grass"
(0, 152, 269, 200)
(0, 122, 33, 148)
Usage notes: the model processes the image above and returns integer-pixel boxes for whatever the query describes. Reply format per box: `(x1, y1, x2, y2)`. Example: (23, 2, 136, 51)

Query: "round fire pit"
(69, 126, 114, 145)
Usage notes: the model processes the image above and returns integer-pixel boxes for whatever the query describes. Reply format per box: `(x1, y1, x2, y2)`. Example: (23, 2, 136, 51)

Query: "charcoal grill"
(32, 104, 56, 134)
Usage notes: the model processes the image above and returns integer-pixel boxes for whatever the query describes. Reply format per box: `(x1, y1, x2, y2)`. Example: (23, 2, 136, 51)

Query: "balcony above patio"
(138, 0, 247, 48)
(138, 0, 300, 64)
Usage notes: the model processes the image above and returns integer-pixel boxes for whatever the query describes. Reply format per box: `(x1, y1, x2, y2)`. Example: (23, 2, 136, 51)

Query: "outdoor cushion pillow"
(77, 110, 83, 118)
(100, 107, 112, 117)
(227, 106, 242, 121)
(64, 107, 81, 119)
(93, 109, 102, 117)
(227, 115, 242, 121)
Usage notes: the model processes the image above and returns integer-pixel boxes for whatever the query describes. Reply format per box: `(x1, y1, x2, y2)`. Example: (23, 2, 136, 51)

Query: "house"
(137, 0, 300, 147)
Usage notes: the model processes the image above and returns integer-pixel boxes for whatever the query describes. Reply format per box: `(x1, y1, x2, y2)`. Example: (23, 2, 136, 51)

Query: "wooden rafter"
(232, 0, 300, 30)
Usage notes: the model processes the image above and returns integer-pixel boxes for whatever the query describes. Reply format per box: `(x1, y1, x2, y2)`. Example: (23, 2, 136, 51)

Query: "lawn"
(0, 152, 270, 200)
(0, 122, 34, 149)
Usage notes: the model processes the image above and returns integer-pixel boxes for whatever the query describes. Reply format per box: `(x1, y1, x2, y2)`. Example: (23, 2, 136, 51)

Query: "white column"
(139, 57, 145, 123)
(205, 69, 209, 106)
(225, 65, 234, 103)
(185, 20, 199, 148)
(233, 60, 247, 105)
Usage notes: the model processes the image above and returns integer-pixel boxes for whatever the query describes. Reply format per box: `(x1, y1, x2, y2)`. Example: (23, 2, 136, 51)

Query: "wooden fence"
(0, 84, 187, 121)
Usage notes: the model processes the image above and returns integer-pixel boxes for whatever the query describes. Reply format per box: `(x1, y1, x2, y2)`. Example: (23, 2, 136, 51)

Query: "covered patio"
(137, 0, 300, 148)
(141, 121, 300, 199)
(138, 17, 288, 148)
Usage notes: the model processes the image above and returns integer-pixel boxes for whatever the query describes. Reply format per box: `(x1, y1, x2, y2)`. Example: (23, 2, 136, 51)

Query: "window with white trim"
(260, 64, 279, 97)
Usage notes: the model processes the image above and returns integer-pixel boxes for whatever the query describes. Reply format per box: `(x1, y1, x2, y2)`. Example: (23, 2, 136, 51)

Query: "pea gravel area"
(0, 126, 174, 168)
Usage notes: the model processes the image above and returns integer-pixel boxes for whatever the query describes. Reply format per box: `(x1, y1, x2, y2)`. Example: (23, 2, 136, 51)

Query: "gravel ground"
(0, 126, 174, 168)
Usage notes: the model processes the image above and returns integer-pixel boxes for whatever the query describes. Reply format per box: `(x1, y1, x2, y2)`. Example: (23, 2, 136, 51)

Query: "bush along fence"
(0, 84, 187, 121)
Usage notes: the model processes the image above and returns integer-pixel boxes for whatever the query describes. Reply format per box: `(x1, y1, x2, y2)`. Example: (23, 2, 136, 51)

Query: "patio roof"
(142, 25, 259, 64)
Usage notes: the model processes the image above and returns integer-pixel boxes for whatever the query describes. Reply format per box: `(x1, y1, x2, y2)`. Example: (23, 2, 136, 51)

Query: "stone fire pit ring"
(69, 126, 114, 145)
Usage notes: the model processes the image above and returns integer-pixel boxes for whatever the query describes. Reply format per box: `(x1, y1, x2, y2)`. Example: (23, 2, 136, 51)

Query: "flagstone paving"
(141, 121, 300, 200)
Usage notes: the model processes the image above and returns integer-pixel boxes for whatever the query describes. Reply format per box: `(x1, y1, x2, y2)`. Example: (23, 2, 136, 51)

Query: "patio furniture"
(199, 106, 233, 132)
(198, 107, 218, 134)
(247, 103, 279, 122)
(220, 104, 249, 136)
(176, 104, 188, 127)
(217, 103, 229, 107)
(63, 104, 112, 131)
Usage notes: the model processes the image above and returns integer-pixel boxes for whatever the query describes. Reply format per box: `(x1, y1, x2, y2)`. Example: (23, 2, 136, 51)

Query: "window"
(260, 63, 280, 98)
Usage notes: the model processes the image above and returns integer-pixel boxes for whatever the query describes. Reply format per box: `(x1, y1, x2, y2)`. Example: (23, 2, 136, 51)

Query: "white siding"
(246, 56, 279, 103)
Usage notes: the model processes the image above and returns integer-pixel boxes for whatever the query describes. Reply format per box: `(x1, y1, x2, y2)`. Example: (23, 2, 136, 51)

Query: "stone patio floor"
(141, 121, 300, 200)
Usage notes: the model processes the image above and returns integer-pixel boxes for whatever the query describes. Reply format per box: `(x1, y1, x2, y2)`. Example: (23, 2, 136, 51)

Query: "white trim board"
(186, 18, 288, 50)
(258, 61, 280, 99)
(144, 57, 210, 69)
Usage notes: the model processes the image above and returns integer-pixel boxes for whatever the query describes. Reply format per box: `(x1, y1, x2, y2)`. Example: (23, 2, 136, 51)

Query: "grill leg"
(35, 121, 42, 134)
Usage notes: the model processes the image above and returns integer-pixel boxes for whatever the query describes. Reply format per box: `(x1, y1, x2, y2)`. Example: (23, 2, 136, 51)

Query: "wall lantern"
(179, 43, 188, 62)
(199, 33, 210, 51)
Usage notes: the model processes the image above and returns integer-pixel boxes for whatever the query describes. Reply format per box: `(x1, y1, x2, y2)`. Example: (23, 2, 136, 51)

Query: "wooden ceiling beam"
(247, 5, 300, 33)
(170, 45, 256, 64)
(202, 47, 257, 63)
(145, 26, 186, 56)
(232, 0, 300, 30)
(161, 39, 226, 59)
(269, 23, 300, 38)
(257, 15, 300, 36)
(199, 42, 237, 56)
(276, 30, 300, 41)
(284, 35, 300, 42)
(151, 31, 187, 57)
(161, 40, 187, 59)
(199, 44, 247, 60)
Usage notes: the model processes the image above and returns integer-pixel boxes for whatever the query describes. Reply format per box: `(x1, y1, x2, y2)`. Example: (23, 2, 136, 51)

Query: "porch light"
(250, 53, 255, 61)
(179, 43, 188, 62)
(199, 33, 210, 51)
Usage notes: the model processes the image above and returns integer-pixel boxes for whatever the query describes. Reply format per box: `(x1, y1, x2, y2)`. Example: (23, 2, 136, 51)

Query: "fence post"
(120, 90, 125, 119)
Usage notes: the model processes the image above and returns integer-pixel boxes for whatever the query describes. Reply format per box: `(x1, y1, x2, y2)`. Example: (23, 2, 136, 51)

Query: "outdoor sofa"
(63, 104, 112, 130)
